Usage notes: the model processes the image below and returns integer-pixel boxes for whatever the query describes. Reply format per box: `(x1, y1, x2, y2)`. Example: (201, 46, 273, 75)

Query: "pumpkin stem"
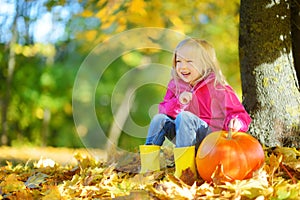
(227, 119, 234, 139)
(227, 128, 232, 139)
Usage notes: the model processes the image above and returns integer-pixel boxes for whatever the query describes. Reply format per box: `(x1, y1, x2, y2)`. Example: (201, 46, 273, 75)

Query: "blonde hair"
(172, 38, 227, 86)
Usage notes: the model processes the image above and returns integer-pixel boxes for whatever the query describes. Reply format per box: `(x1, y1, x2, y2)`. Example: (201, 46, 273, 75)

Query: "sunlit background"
(0, 0, 241, 151)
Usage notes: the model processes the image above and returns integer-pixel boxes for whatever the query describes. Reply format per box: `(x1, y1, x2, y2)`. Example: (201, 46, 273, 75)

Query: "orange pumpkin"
(196, 130, 265, 182)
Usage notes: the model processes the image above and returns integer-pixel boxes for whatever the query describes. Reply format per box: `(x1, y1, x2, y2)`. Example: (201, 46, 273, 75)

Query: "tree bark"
(291, 0, 300, 85)
(239, 0, 300, 147)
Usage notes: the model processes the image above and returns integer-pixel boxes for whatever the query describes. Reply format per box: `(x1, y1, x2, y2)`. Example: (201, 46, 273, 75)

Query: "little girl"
(139, 38, 251, 180)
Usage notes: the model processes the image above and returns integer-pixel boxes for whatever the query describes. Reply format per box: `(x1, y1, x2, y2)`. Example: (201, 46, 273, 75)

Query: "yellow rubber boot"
(139, 145, 160, 173)
(174, 146, 197, 179)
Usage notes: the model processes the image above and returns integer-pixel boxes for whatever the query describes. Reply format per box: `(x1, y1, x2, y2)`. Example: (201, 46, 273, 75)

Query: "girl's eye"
(176, 60, 181, 63)
(187, 60, 193, 63)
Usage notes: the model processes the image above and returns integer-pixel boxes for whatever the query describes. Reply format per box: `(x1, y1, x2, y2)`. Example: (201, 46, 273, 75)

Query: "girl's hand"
(228, 118, 242, 132)
(179, 91, 192, 104)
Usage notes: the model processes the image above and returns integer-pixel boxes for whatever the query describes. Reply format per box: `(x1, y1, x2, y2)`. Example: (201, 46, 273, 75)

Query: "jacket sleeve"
(221, 85, 252, 132)
(158, 80, 182, 119)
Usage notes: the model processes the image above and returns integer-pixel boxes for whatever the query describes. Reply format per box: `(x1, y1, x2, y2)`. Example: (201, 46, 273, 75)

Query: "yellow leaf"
(128, 0, 147, 15)
(220, 170, 272, 199)
(42, 186, 62, 200)
(274, 181, 300, 200)
(269, 153, 282, 175)
(81, 10, 93, 17)
(0, 174, 25, 193)
(274, 147, 300, 162)
(96, 0, 106, 7)
(84, 30, 97, 42)
(95, 9, 107, 19)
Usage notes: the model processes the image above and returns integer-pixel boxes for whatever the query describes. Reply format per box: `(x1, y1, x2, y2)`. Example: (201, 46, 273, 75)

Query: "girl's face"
(175, 45, 201, 86)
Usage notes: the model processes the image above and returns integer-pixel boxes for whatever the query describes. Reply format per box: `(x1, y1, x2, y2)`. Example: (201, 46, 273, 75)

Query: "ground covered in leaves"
(0, 146, 300, 199)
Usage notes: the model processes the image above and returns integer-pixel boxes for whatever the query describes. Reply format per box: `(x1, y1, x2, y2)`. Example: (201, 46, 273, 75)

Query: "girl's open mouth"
(181, 72, 191, 77)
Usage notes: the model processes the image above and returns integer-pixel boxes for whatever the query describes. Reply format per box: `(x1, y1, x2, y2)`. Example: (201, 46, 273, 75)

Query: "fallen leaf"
(0, 174, 26, 193)
(36, 158, 56, 168)
(180, 167, 196, 186)
(25, 172, 48, 189)
(41, 186, 62, 200)
(211, 164, 233, 184)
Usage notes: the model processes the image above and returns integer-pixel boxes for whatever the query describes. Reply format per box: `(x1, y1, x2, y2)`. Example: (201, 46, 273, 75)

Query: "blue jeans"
(145, 111, 211, 149)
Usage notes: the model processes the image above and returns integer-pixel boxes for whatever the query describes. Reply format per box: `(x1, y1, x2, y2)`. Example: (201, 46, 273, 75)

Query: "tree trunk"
(239, 0, 300, 147)
(1, 18, 18, 145)
(41, 108, 51, 146)
(291, 0, 300, 85)
(106, 86, 135, 152)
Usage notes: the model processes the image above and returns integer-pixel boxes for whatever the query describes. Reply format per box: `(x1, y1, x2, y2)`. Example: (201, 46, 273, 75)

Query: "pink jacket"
(158, 73, 251, 132)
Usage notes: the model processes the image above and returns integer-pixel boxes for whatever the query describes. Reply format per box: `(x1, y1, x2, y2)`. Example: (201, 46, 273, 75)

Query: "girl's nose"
(178, 63, 185, 70)
(180, 61, 189, 69)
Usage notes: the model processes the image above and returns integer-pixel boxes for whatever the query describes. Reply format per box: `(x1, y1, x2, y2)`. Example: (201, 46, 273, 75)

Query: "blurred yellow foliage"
(128, 0, 147, 15)
(81, 10, 93, 17)
(76, 0, 243, 94)
(13, 43, 56, 58)
(85, 30, 98, 42)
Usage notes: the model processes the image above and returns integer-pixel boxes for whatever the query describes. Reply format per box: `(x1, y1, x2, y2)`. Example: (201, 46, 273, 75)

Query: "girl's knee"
(175, 111, 193, 123)
(150, 113, 169, 125)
